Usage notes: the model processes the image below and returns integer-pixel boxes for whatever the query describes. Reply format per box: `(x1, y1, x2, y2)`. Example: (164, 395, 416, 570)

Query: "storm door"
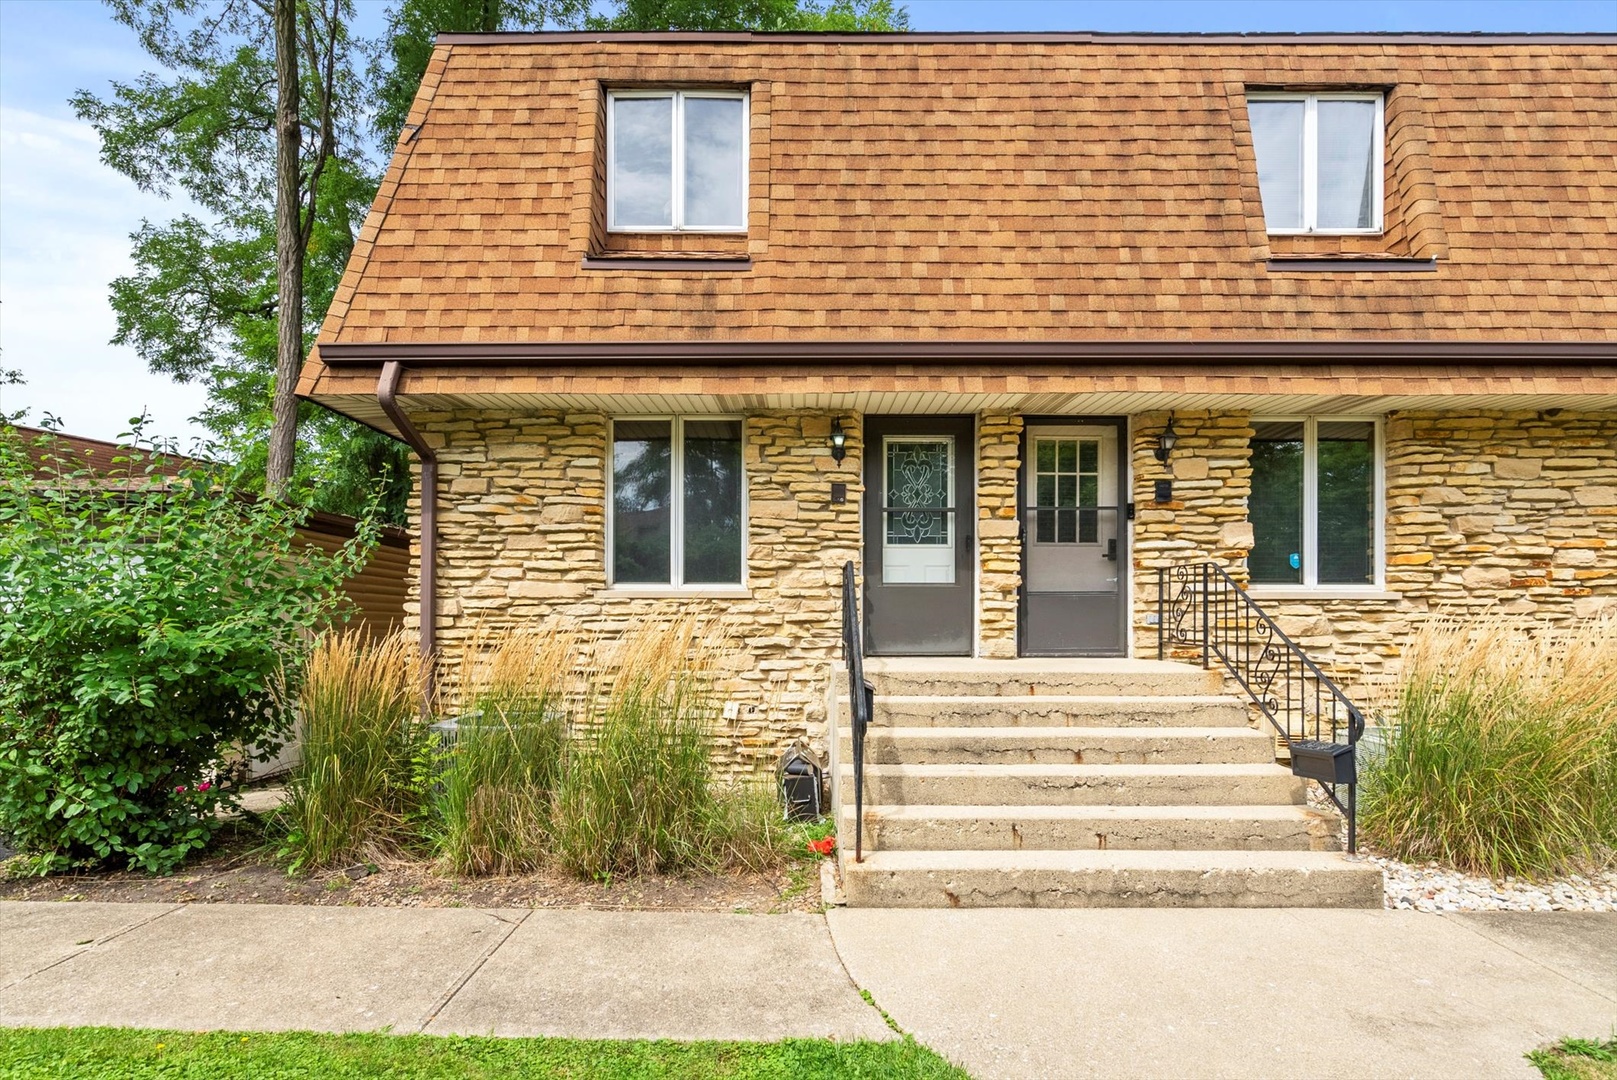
(1020, 422, 1127, 656)
(862, 416, 975, 655)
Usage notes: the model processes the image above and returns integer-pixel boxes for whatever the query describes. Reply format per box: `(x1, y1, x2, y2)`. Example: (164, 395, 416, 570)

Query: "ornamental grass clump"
(278, 632, 428, 872)
(433, 629, 574, 875)
(549, 619, 790, 879)
(1360, 616, 1617, 878)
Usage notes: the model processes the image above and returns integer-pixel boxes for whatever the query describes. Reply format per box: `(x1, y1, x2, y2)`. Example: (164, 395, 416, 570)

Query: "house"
(297, 31, 1617, 906)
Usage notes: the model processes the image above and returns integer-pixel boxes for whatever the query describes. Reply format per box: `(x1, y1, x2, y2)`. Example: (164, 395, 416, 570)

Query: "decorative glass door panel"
(882, 437, 955, 584)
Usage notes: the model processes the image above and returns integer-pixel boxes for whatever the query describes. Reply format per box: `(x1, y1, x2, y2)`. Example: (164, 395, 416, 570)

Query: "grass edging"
(0, 1026, 971, 1080)
(1529, 1036, 1617, 1080)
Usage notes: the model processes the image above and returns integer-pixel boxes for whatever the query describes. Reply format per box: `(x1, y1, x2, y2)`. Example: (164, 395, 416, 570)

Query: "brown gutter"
(320, 339, 1617, 366)
(376, 362, 437, 675)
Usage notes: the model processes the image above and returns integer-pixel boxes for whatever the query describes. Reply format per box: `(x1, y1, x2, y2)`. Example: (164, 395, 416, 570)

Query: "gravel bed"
(1372, 856, 1617, 913)
(1306, 784, 1617, 912)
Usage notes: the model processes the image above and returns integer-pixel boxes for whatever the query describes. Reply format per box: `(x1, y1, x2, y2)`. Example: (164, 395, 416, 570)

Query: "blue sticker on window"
(1289, 552, 1301, 570)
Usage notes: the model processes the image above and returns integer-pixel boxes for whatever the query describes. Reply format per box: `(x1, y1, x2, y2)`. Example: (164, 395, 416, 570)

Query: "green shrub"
(433, 630, 571, 875)
(1361, 616, 1617, 878)
(0, 424, 372, 874)
(277, 632, 427, 872)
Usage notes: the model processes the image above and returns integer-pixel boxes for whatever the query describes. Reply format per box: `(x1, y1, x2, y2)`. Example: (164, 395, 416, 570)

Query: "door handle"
(1104, 538, 1118, 561)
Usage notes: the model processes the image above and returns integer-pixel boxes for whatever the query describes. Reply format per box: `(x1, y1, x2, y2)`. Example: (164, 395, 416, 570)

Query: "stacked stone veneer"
(401, 406, 1616, 762)
(1130, 409, 1617, 703)
(977, 413, 1024, 658)
(1129, 411, 1256, 659)
(405, 408, 864, 775)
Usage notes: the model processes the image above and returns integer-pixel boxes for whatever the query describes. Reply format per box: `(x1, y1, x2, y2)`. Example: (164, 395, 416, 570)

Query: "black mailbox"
(778, 748, 824, 821)
(1289, 739, 1356, 786)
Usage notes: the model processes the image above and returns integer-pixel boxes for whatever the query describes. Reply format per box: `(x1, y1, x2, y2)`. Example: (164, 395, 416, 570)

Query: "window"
(607, 90, 747, 232)
(1247, 93, 1383, 233)
(610, 418, 744, 587)
(1032, 435, 1100, 545)
(1249, 418, 1381, 587)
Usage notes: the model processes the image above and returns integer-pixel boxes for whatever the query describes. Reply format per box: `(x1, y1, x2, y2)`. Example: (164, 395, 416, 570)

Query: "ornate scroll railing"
(841, 560, 876, 863)
(1157, 562, 1366, 853)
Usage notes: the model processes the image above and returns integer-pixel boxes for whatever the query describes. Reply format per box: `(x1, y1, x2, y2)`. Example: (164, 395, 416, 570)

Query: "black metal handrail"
(1157, 562, 1366, 852)
(841, 560, 875, 863)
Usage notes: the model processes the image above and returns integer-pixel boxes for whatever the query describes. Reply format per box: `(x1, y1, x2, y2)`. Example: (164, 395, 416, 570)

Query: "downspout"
(376, 361, 437, 678)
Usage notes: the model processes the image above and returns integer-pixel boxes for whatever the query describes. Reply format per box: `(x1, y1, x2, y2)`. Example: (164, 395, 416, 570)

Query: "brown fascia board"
(435, 31, 1617, 46)
(315, 340, 1617, 366)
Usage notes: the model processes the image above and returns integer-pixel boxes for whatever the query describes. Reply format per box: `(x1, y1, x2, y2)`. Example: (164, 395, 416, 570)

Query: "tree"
(73, 0, 394, 515)
(589, 0, 908, 31)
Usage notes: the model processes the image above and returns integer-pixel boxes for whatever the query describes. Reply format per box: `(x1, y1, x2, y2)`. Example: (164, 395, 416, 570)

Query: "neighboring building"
(299, 31, 1616, 770)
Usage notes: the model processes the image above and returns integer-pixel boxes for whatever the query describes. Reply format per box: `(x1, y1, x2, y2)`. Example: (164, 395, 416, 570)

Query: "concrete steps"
(851, 762, 1305, 806)
(841, 849, 1385, 909)
(857, 695, 1250, 728)
(832, 658, 1380, 909)
(844, 804, 1340, 852)
(846, 725, 1277, 765)
(846, 657, 1223, 698)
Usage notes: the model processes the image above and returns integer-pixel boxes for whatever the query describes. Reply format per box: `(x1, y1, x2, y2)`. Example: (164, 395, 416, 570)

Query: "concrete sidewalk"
(4, 901, 1614, 1080)
(828, 908, 1617, 1080)
(0, 902, 893, 1042)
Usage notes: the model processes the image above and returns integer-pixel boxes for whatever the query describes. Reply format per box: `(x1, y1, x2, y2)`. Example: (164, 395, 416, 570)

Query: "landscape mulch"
(0, 821, 826, 914)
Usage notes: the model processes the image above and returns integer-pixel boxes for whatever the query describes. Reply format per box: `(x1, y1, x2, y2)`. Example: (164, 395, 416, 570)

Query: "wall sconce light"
(829, 418, 848, 463)
(1154, 414, 1178, 464)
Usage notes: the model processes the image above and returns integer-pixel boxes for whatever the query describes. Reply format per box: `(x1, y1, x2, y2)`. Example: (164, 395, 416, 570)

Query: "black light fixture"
(829, 418, 847, 463)
(1154, 414, 1179, 464)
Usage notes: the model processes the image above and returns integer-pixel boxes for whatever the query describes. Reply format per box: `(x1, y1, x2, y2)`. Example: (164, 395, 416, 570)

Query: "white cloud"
(0, 105, 213, 448)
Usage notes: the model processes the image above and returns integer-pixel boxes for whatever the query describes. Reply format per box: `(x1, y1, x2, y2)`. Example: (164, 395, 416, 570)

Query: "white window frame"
(605, 89, 750, 234)
(1247, 91, 1385, 236)
(606, 416, 748, 591)
(1247, 416, 1385, 592)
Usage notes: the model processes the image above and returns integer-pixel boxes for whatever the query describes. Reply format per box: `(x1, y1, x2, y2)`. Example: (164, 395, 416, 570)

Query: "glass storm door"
(1020, 423, 1127, 656)
(862, 416, 974, 655)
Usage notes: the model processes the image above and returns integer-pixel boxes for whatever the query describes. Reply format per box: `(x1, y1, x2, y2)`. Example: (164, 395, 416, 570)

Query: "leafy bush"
(433, 630, 572, 875)
(1361, 616, 1617, 877)
(277, 632, 427, 872)
(0, 424, 373, 873)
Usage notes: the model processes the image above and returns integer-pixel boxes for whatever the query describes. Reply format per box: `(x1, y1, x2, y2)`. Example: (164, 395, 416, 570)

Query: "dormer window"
(607, 90, 748, 233)
(1248, 92, 1384, 234)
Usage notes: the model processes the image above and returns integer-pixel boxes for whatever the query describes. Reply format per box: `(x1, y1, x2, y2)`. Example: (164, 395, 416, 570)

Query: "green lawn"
(0, 1027, 971, 1080)
(1529, 1037, 1617, 1080)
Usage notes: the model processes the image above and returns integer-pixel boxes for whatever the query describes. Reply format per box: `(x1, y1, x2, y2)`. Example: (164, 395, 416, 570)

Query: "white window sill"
(597, 586, 751, 600)
(1266, 229, 1385, 237)
(1246, 587, 1401, 602)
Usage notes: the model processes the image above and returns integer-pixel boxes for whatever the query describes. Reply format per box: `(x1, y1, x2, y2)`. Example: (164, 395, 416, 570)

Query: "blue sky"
(2, 0, 1615, 443)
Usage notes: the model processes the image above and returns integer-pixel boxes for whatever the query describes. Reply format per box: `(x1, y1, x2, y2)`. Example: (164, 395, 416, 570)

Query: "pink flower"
(174, 785, 187, 794)
(197, 781, 212, 792)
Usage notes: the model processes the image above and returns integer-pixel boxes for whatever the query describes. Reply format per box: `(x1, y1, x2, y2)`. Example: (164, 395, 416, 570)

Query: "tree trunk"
(267, 0, 303, 497)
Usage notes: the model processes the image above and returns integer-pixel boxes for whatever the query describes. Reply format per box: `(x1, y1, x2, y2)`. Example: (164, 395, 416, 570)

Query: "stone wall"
(403, 408, 865, 775)
(977, 413, 1024, 658)
(1129, 411, 1255, 658)
(1126, 408, 1617, 704)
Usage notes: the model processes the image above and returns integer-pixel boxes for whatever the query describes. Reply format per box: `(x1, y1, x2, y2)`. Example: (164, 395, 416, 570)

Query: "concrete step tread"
(849, 762, 1294, 778)
(862, 658, 1205, 675)
(845, 804, 1323, 822)
(850, 726, 1271, 741)
(853, 694, 1243, 706)
(844, 849, 1373, 872)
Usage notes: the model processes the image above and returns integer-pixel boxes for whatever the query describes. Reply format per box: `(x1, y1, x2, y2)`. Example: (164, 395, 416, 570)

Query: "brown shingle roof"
(301, 32, 1617, 398)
